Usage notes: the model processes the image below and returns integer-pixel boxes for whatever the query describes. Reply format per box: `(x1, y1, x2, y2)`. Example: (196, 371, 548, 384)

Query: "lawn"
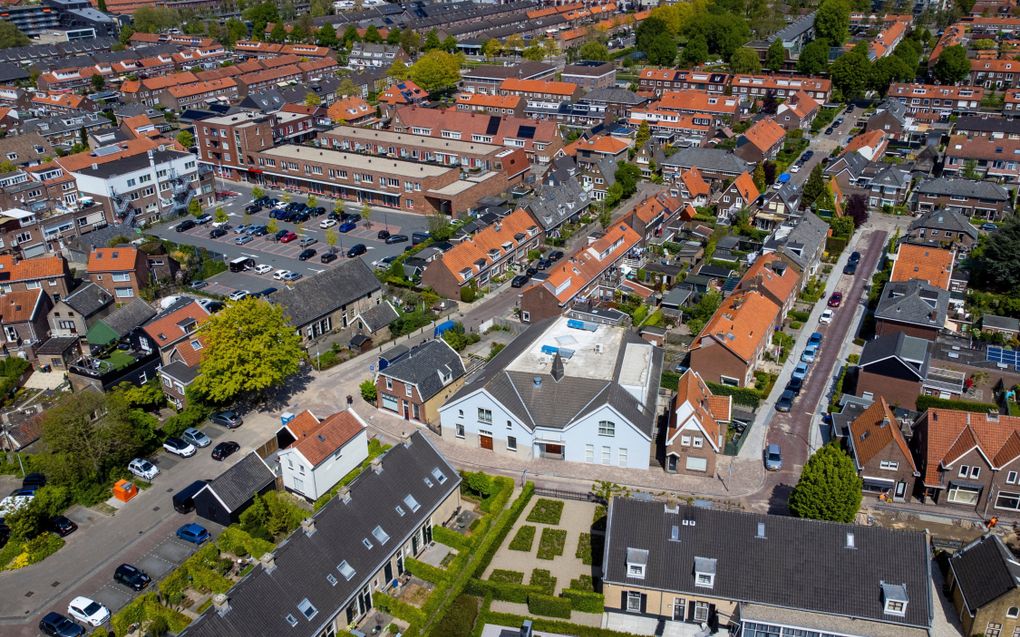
(508, 525, 536, 551)
(537, 528, 567, 560)
(104, 348, 138, 371)
(530, 568, 556, 595)
(526, 498, 564, 525)
(575, 532, 592, 566)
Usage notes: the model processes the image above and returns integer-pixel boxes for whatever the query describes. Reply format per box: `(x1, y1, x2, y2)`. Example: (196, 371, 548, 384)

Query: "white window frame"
(598, 420, 615, 437)
(455, 423, 465, 439)
(625, 591, 642, 613)
(880, 460, 899, 471)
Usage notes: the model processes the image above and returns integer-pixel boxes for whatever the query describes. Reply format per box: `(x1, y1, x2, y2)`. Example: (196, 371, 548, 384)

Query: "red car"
(827, 291, 843, 308)
(279, 231, 298, 243)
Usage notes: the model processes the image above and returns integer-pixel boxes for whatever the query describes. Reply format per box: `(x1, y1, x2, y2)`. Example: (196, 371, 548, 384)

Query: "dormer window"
(881, 581, 908, 617)
(626, 547, 648, 579)
(694, 557, 716, 588)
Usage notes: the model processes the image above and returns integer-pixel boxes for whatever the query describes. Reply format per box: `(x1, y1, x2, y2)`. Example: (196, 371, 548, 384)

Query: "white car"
(163, 437, 197, 458)
(228, 289, 249, 301)
(128, 458, 160, 481)
(789, 164, 801, 173)
(253, 264, 273, 275)
(68, 596, 110, 627)
(320, 218, 337, 229)
(212, 219, 230, 228)
(273, 269, 292, 280)
(819, 309, 834, 325)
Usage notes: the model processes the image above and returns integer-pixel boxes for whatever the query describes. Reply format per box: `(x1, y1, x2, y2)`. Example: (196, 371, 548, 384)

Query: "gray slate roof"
(582, 87, 646, 106)
(872, 99, 907, 125)
(983, 314, 1020, 332)
(525, 173, 591, 231)
(908, 208, 978, 241)
(769, 10, 816, 43)
(183, 433, 459, 637)
(378, 339, 465, 401)
(604, 498, 931, 630)
(357, 301, 398, 333)
(955, 115, 1020, 136)
(859, 332, 931, 379)
(913, 177, 1009, 201)
(869, 165, 910, 189)
(63, 282, 112, 318)
(269, 259, 381, 328)
(102, 299, 157, 339)
(875, 279, 949, 329)
(36, 336, 78, 355)
(662, 147, 749, 175)
(196, 452, 275, 514)
(161, 360, 199, 384)
(949, 534, 1020, 614)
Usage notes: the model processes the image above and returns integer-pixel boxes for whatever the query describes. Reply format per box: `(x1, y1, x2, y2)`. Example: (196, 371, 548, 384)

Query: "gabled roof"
(499, 77, 577, 96)
(536, 222, 641, 304)
(736, 253, 798, 308)
(890, 243, 954, 291)
(728, 171, 760, 204)
(949, 534, 1020, 614)
(0, 254, 65, 283)
(87, 247, 140, 274)
(920, 409, 1020, 485)
(196, 452, 276, 514)
(680, 166, 710, 197)
(87, 298, 156, 345)
(669, 370, 730, 452)
(740, 117, 785, 153)
(62, 282, 112, 317)
(912, 177, 1010, 201)
(269, 259, 381, 328)
(875, 279, 950, 328)
(664, 147, 749, 175)
(430, 209, 540, 284)
(859, 332, 930, 379)
(841, 130, 886, 157)
(141, 298, 209, 350)
(357, 301, 398, 333)
(564, 134, 629, 157)
(285, 410, 366, 468)
(377, 339, 466, 402)
(692, 290, 779, 363)
(0, 288, 43, 323)
(848, 397, 916, 472)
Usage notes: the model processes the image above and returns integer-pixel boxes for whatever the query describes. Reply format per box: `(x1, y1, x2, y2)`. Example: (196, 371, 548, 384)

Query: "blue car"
(792, 361, 809, 381)
(338, 221, 357, 233)
(176, 523, 210, 545)
(807, 331, 823, 347)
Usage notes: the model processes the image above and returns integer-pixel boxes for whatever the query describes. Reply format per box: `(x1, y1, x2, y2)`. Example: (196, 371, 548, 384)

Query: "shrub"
(433, 525, 471, 551)
(215, 526, 273, 559)
(570, 574, 595, 591)
(460, 284, 479, 303)
(916, 395, 998, 414)
(576, 532, 593, 565)
(405, 558, 450, 585)
(471, 482, 534, 579)
(374, 592, 427, 625)
(467, 577, 538, 603)
(489, 569, 524, 584)
(526, 498, 564, 525)
(537, 528, 567, 560)
(359, 379, 377, 402)
(161, 402, 210, 437)
(562, 589, 605, 613)
(527, 593, 572, 619)
(529, 568, 556, 595)
(508, 525, 536, 551)
(430, 594, 479, 637)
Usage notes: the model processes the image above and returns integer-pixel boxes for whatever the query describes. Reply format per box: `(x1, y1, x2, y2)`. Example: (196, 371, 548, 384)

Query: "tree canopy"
(730, 47, 762, 74)
(789, 443, 863, 523)
(830, 50, 872, 101)
(130, 6, 179, 34)
(765, 39, 786, 71)
(406, 50, 462, 95)
(578, 40, 610, 62)
(933, 44, 971, 84)
(191, 298, 305, 404)
(966, 216, 1020, 293)
(797, 39, 830, 75)
(814, 0, 851, 45)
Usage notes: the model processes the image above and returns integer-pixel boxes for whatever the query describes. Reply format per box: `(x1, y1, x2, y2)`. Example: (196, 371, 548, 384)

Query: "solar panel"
(517, 125, 536, 140)
(987, 346, 1020, 370)
(485, 115, 500, 136)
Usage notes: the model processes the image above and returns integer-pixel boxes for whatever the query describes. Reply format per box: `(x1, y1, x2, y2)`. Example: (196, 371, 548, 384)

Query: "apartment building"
(887, 84, 984, 118)
(195, 110, 317, 180)
(970, 58, 1020, 89)
(637, 68, 729, 95)
(730, 74, 831, 103)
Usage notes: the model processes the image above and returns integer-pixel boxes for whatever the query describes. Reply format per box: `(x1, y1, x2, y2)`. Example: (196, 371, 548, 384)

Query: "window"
(4, 326, 17, 342)
(987, 623, 1002, 637)
(692, 437, 703, 448)
(385, 377, 392, 390)
(326, 573, 338, 586)
(507, 436, 517, 451)
(477, 408, 493, 424)
(424, 477, 433, 488)
(507, 420, 513, 430)
(1008, 607, 1020, 619)
(372, 525, 390, 545)
(627, 562, 645, 578)
(680, 435, 691, 446)
(395, 505, 405, 516)
(996, 492, 1020, 511)
(880, 460, 899, 470)
(958, 465, 970, 477)
(115, 288, 133, 298)
(297, 598, 318, 620)
(598, 420, 615, 437)
(693, 602, 710, 622)
(971, 466, 981, 479)
(285, 614, 298, 627)
(111, 273, 130, 282)
(948, 484, 982, 505)
(405, 384, 412, 397)
(431, 467, 447, 484)
(601, 446, 611, 464)
(696, 572, 714, 587)
(362, 538, 373, 549)
(455, 424, 465, 438)
(403, 494, 420, 512)
(626, 592, 642, 613)
(337, 560, 355, 580)
(619, 448, 628, 466)
(585, 444, 594, 463)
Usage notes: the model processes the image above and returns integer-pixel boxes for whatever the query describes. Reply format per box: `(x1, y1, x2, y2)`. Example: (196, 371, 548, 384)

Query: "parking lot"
(149, 184, 432, 297)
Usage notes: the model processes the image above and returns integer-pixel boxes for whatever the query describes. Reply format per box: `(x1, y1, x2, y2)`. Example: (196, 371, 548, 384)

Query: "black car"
(525, 266, 538, 277)
(843, 261, 858, 275)
(786, 376, 804, 395)
(175, 219, 196, 232)
(250, 225, 269, 237)
(275, 228, 290, 241)
(802, 150, 814, 161)
(298, 248, 317, 261)
(244, 204, 261, 215)
(309, 207, 326, 217)
(411, 231, 430, 244)
(211, 441, 240, 461)
(377, 229, 390, 240)
(49, 516, 77, 537)
(341, 212, 362, 223)
(39, 611, 85, 637)
(210, 410, 243, 428)
(321, 252, 338, 264)
(775, 390, 796, 412)
(22, 472, 46, 489)
(847, 251, 861, 265)
(385, 234, 408, 245)
(549, 250, 565, 262)
(347, 243, 367, 258)
(824, 126, 834, 135)
(537, 258, 551, 270)
(511, 275, 530, 288)
(114, 563, 151, 591)
(252, 288, 277, 298)
(209, 227, 228, 239)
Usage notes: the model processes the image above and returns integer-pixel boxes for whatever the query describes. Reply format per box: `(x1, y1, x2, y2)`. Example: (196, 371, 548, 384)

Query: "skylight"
(362, 538, 373, 549)
(285, 614, 298, 627)
(337, 561, 355, 581)
(372, 525, 390, 545)
(403, 494, 421, 512)
(424, 477, 433, 488)
(431, 467, 447, 484)
(395, 505, 405, 516)
(297, 599, 318, 620)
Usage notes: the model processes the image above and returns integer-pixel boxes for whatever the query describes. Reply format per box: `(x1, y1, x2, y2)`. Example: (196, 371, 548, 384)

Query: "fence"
(532, 486, 606, 505)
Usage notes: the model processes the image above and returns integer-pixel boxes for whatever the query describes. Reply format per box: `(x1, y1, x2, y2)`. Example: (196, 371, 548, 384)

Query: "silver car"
(765, 444, 783, 471)
(182, 427, 212, 448)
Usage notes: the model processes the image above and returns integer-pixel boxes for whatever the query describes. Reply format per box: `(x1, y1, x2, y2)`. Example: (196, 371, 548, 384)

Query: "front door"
(403, 402, 409, 420)
(480, 435, 493, 450)
(384, 561, 393, 585)
(667, 455, 678, 473)
(895, 480, 907, 501)
(672, 597, 685, 621)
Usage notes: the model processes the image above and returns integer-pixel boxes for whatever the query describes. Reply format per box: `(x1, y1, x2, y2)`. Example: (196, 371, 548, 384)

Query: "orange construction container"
(113, 479, 138, 502)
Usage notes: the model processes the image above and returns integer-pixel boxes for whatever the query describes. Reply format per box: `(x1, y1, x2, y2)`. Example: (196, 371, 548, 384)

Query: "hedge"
(489, 569, 523, 584)
(706, 381, 763, 408)
(916, 395, 998, 414)
(471, 482, 535, 578)
(111, 592, 190, 636)
(374, 591, 427, 625)
(215, 526, 273, 559)
(508, 524, 536, 551)
(465, 577, 540, 603)
(431, 594, 479, 637)
(474, 611, 644, 637)
(405, 557, 450, 585)
(432, 525, 472, 551)
(561, 589, 605, 613)
(529, 568, 556, 595)
(527, 593, 572, 619)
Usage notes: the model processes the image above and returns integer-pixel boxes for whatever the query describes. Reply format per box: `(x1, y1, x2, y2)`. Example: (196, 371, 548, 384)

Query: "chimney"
(371, 455, 384, 474)
(260, 553, 276, 573)
(301, 517, 316, 536)
(212, 593, 230, 616)
(338, 485, 352, 504)
(879, 418, 890, 428)
(402, 431, 413, 448)
(550, 352, 565, 382)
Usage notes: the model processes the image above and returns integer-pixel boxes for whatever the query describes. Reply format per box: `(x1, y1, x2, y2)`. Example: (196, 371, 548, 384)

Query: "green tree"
(802, 163, 826, 207)
(830, 50, 872, 101)
(266, 218, 278, 235)
(305, 92, 322, 107)
(407, 50, 462, 94)
(681, 34, 708, 66)
(729, 46, 762, 74)
(176, 130, 194, 149)
(387, 28, 402, 46)
(188, 199, 203, 218)
(482, 38, 501, 60)
(797, 39, 830, 75)
(269, 22, 287, 43)
(252, 186, 265, 200)
(399, 29, 421, 56)
(310, 0, 332, 17)
(614, 163, 642, 199)
(871, 55, 913, 93)
(191, 298, 305, 404)
(635, 15, 670, 54)
(90, 74, 105, 93)
(442, 35, 458, 53)
(244, 2, 279, 40)
(214, 206, 228, 224)
(645, 32, 678, 66)
(814, 0, 851, 45)
(342, 25, 360, 47)
(635, 121, 651, 149)
(224, 19, 249, 48)
(131, 6, 178, 33)
(360, 201, 372, 228)
(359, 378, 377, 402)
(578, 40, 610, 61)
(523, 44, 545, 61)
(364, 25, 381, 44)
(306, 194, 317, 209)
(325, 227, 338, 253)
(752, 162, 766, 191)
(962, 158, 979, 179)
(598, 203, 612, 230)
(934, 44, 971, 84)
(118, 25, 135, 46)
(765, 38, 786, 71)
(966, 215, 1020, 293)
(789, 443, 863, 523)
(316, 23, 338, 48)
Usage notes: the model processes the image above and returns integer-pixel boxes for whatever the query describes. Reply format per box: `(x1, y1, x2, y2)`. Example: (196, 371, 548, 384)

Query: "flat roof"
(328, 125, 503, 156)
(262, 145, 450, 178)
(201, 110, 306, 128)
(506, 316, 625, 382)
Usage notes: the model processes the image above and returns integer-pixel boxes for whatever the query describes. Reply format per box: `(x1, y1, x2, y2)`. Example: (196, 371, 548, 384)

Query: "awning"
(949, 480, 983, 491)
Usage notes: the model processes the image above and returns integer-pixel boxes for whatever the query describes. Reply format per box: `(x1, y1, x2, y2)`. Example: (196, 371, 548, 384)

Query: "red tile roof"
(849, 397, 917, 472)
(0, 289, 42, 323)
(142, 301, 209, 348)
(434, 209, 540, 284)
(538, 223, 641, 304)
(919, 409, 1020, 486)
(86, 247, 140, 273)
(0, 254, 65, 282)
(669, 369, 731, 452)
(289, 410, 366, 467)
(693, 290, 779, 363)
(741, 117, 786, 153)
(890, 243, 954, 291)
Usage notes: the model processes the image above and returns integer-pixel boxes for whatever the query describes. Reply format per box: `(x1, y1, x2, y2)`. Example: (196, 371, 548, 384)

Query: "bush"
(359, 379, 377, 402)
(526, 498, 564, 525)
(215, 526, 273, 559)
(433, 525, 471, 551)
(0, 532, 64, 570)
(508, 525, 536, 551)
(576, 532, 593, 565)
(562, 589, 605, 613)
(374, 592, 427, 625)
(406, 557, 450, 585)
(430, 594, 479, 637)
(489, 569, 524, 584)
(537, 528, 567, 560)
(916, 395, 998, 414)
(706, 382, 763, 408)
(570, 574, 595, 591)
(527, 593, 572, 619)
(471, 482, 534, 578)
(529, 568, 557, 595)
(161, 402, 210, 437)
(788, 310, 810, 322)
(467, 577, 538, 603)
(460, 284, 479, 303)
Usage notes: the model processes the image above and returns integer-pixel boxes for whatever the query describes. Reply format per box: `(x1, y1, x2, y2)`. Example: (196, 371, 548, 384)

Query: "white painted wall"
(279, 428, 369, 501)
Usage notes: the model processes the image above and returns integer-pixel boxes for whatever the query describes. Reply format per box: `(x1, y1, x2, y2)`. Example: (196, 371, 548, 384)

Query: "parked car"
(321, 252, 338, 264)
(279, 231, 298, 243)
(819, 309, 834, 325)
(210, 410, 243, 428)
(347, 243, 367, 258)
(281, 271, 303, 282)
(234, 235, 254, 245)
(175, 220, 196, 233)
(274, 229, 290, 241)
(182, 427, 211, 448)
(176, 523, 210, 545)
(163, 437, 196, 458)
(511, 275, 530, 288)
(342, 213, 362, 223)
(411, 231, 430, 244)
(172, 480, 206, 513)
(309, 207, 326, 217)
(338, 221, 356, 233)
(233, 224, 249, 234)
(320, 218, 337, 229)
(981, 222, 998, 231)
(775, 390, 795, 412)
(792, 361, 809, 381)
(298, 248, 317, 261)
(807, 331, 823, 347)
(211, 441, 240, 461)
(253, 287, 277, 298)
(843, 261, 858, 275)
(195, 214, 212, 225)
(786, 376, 804, 395)
(67, 597, 110, 627)
(273, 269, 292, 280)
(789, 164, 800, 173)
(801, 344, 818, 364)
(254, 264, 273, 275)
(847, 251, 861, 265)
(299, 237, 317, 247)
(114, 564, 151, 591)
(385, 234, 408, 245)
(190, 280, 208, 290)
(764, 443, 783, 470)
(49, 515, 77, 537)
(39, 612, 85, 637)
(250, 225, 268, 237)
(802, 150, 814, 161)
(827, 291, 843, 307)
(128, 458, 159, 481)
(537, 258, 551, 270)
(228, 290, 250, 301)
(376, 229, 390, 240)
(209, 227, 228, 239)
(548, 250, 564, 262)
(22, 472, 45, 489)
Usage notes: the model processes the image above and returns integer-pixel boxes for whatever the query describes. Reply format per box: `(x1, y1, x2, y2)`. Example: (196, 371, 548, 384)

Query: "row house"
(665, 370, 731, 476)
(628, 109, 713, 146)
(390, 106, 563, 164)
(460, 62, 556, 95)
(1004, 88, 1020, 115)
(867, 17, 908, 60)
(654, 90, 740, 119)
(872, 280, 951, 344)
(326, 96, 378, 127)
(716, 171, 761, 223)
(373, 339, 466, 428)
(911, 177, 1011, 221)
(128, 32, 214, 48)
(158, 78, 239, 111)
(560, 62, 616, 90)
(0, 288, 53, 360)
(249, 144, 513, 217)
(171, 46, 229, 69)
(970, 58, 1020, 89)
(137, 54, 177, 78)
(637, 68, 729, 95)
(235, 66, 304, 97)
(0, 85, 28, 109)
(30, 93, 96, 116)
(195, 110, 317, 180)
(730, 74, 831, 103)
(734, 253, 800, 317)
(454, 93, 524, 117)
(36, 66, 102, 92)
(421, 208, 542, 299)
(622, 192, 683, 245)
(566, 134, 630, 168)
(347, 42, 408, 70)
(498, 78, 582, 102)
(86, 246, 150, 300)
(120, 72, 199, 107)
(953, 115, 1020, 139)
(907, 209, 980, 252)
(943, 134, 1020, 183)
(887, 83, 984, 118)
(22, 112, 108, 150)
(0, 253, 72, 299)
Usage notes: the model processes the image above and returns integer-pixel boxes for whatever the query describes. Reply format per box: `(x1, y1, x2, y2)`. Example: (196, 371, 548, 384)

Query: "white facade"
(71, 150, 199, 221)
(279, 426, 369, 501)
